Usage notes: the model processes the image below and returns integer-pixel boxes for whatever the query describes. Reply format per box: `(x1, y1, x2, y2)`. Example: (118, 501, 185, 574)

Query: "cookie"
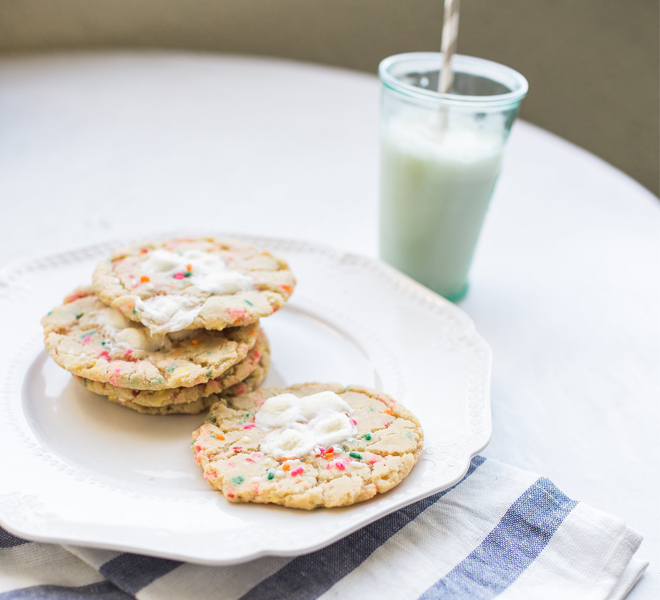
(92, 237, 295, 335)
(93, 364, 269, 415)
(42, 286, 259, 390)
(192, 383, 424, 509)
(77, 329, 270, 407)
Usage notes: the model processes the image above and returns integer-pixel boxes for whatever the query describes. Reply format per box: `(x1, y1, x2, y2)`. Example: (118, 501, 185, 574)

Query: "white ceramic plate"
(0, 234, 491, 565)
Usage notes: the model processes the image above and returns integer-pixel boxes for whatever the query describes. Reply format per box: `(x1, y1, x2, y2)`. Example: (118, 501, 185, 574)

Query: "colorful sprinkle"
(267, 471, 275, 480)
(173, 272, 185, 280)
(363, 433, 372, 441)
(231, 476, 244, 485)
(140, 275, 150, 283)
(349, 452, 362, 460)
(139, 248, 149, 254)
(191, 339, 198, 345)
(245, 300, 254, 306)
(335, 462, 346, 471)
(282, 463, 291, 472)
(243, 424, 255, 429)
(290, 467, 304, 476)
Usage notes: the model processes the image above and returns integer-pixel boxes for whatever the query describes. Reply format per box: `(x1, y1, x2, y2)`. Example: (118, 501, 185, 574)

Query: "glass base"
(443, 282, 469, 303)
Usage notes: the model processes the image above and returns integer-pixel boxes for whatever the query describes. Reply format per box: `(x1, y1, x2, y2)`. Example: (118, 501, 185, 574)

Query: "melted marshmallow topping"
(95, 306, 170, 351)
(136, 249, 254, 334)
(256, 391, 357, 459)
(134, 296, 200, 336)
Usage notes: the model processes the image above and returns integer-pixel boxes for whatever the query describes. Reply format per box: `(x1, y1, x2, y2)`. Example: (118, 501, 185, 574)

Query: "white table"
(1, 52, 658, 597)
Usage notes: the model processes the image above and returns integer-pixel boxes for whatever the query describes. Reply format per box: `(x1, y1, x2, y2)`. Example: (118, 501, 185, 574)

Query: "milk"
(379, 112, 505, 300)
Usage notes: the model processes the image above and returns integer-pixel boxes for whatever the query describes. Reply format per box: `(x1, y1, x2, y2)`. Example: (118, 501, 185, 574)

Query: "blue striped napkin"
(0, 457, 647, 600)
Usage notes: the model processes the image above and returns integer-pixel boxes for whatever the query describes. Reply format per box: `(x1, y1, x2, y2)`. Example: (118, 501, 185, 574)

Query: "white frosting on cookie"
(142, 249, 184, 273)
(114, 328, 164, 352)
(300, 391, 352, 420)
(134, 295, 200, 335)
(255, 393, 305, 428)
(143, 249, 254, 294)
(257, 391, 356, 459)
(312, 412, 355, 447)
(138, 249, 254, 333)
(197, 270, 253, 295)
(96, 307, 132, 330)
(262, 427, 316, 459)
(95, 306, 169, 351)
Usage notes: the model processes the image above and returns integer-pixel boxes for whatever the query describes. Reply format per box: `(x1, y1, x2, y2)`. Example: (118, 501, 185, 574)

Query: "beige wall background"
(1, 0, 657, 195)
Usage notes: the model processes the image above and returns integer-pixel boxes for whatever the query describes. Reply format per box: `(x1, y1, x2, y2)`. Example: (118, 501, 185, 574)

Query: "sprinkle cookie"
(42, 286, 260, 390)
(92, 238, 296, 335)
(192, 383, 424, 509)
(91, 364, 270, 415)
(77, 329, 270, 407)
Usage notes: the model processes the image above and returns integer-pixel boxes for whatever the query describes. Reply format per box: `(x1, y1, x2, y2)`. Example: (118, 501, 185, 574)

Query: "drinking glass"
(379, 52, 528, 301)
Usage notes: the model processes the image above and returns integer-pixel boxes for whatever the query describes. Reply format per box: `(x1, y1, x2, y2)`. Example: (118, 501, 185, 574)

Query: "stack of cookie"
(41, 238, 296, 414)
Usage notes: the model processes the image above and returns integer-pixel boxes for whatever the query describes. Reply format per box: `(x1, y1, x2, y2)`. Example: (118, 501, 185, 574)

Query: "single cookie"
(92, 237, 295, 334)
(192, 383, 424, 510)
(77, 329, 270, 407)
(96, 363, 269, 415)
(42, 286, 259, 390)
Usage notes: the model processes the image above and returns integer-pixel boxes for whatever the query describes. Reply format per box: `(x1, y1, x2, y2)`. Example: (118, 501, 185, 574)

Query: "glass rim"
(378, 52, 529, 108)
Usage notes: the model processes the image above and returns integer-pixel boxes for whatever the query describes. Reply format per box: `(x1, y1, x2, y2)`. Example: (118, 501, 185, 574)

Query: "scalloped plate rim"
(0, 233, 492, 564)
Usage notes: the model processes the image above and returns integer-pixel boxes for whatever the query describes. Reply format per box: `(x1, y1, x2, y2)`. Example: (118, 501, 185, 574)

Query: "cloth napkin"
(0, 457, 647, 600)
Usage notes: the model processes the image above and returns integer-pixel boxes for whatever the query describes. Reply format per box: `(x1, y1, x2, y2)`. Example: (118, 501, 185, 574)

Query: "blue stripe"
(239, 455, 487, 600)
(0, 580, 132, 599)
(0, 528, 31, 548)
(99, 554, 181, 595)
(419, 477, 579, 600)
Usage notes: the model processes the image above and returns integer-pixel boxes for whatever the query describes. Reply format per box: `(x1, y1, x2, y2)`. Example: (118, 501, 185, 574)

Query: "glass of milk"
(379, 53, 528, 301)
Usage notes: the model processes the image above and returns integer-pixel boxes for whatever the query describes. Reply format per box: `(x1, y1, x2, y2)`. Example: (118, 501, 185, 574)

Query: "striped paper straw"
(438, 0, 461, 94)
